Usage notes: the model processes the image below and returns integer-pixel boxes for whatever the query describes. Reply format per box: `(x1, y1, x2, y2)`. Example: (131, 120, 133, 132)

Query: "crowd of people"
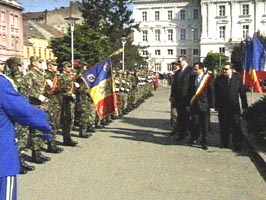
(0, 56, 156, 199)
(0, 54, 249, 199)
(169, 55, 248, 151)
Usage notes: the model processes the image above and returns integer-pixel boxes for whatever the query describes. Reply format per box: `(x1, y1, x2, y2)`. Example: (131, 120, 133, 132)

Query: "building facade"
(132, 0, 266, 72)
(22, 1, 83, 33)
(200, 0, 266, 62)
(0, 0, 23, 61)
(132, 0, 201, 72)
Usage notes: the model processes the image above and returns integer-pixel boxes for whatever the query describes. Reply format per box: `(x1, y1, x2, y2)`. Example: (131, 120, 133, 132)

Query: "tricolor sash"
(190, 73, 212, 107)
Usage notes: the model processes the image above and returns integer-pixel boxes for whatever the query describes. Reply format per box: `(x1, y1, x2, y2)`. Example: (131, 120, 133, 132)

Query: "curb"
(242, 133, 266, 180)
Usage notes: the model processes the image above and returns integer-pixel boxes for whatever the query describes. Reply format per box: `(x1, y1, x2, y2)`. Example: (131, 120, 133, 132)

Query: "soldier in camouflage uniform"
(21, 56, 51, 164)
(58, 61, 78, 146)
(6, 57, 35, 173)
(73, 61, 94, 137)
(45, 60, 64, 153)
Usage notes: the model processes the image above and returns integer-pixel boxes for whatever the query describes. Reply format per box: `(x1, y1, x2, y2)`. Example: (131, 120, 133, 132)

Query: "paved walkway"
(19, 87, 266, 200)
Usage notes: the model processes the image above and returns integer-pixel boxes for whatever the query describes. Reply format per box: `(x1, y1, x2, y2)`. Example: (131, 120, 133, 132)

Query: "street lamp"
(65, 16, 80, 69)
(191, 28, 194, 65)
(121, 37, 127, 71)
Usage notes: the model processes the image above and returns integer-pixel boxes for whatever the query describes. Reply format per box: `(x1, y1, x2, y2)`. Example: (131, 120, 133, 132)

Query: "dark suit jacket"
(187, 73, 215, 112)
(170, 66, 193, 108)
(214, 72, 248, 114)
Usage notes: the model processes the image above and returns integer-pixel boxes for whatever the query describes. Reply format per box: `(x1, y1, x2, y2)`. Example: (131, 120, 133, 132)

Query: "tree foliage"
(51, 0, 144, 68)
(203, 52, 228, 71)
(50, 24, 111, 66)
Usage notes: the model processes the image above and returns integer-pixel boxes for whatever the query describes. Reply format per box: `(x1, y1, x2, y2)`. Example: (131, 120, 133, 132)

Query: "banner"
(81, 59, 118, 119)
(243, 35, 266, 93)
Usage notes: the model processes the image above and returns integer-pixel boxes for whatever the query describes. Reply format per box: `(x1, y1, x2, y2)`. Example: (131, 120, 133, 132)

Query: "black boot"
(39, 153, 51, 161)
(20, 156, 35, 171)
(47, 141, 64, 153)
(86, 125, 95, 133)
(63, 136, 78, 146)
(19, 165, 28, 174)
(32, 150, 46, 164)
(79, 128, 90, 138)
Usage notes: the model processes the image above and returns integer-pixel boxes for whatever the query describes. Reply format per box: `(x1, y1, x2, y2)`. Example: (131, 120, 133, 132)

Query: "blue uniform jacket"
(0, 74, 51, 177)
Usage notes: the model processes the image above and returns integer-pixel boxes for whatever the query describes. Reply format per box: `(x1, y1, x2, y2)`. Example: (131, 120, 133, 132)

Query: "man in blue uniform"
(0, 67, 52, 200)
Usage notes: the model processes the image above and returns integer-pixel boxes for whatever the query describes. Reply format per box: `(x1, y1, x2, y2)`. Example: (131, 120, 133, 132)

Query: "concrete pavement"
(19, 87, 266, 200)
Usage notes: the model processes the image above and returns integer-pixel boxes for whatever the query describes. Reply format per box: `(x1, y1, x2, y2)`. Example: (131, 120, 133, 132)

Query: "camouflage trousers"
(61, 97, 75, 136)
(47, 100, 61, 135)
(77, 95, 95, 128)
(16, 125, 30, 152)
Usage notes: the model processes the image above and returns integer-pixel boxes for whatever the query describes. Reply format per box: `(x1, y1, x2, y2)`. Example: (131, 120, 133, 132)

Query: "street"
(19, 86, 266, 200)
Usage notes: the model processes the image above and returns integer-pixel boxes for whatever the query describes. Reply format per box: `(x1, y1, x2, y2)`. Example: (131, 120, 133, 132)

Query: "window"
(27, 47, 30, 58)
(168, 49, 173, 55)
(14, 15, 18, 28)
(168, 29, 173, 41)
(193, 49, 199, 55)
(143, 50, 148, 56)
(219, 5, 225, 17)
(10, 14, 14, 27)
(1, 35, 6, 46)
(155, 11, 160, 21)
(181, 49, 186, 55)
(243, 25, 249, 38)
(219, 26, 226, 38)
(180, 29, 186, 40)
(180, 10, 186, 20)
(243, 4, 249, 16)
(168, 10, 173, 20)
(155, 63, 161, 72)
(142, 30, 148, 41)
(193, 9, 199, 19)
(142, 11, 147, 21)
(219, 47, 225, 54)
(1, 12, 5, 23)
(192, 28, 199, 41)
(167, 63, 172, 71)
(39, 48, 42, 57)
(155, 50, 161, 55)
(155, 29, 161, 41)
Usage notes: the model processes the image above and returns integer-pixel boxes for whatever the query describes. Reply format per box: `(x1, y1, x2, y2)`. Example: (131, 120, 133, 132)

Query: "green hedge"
(243, 95, 266, 146)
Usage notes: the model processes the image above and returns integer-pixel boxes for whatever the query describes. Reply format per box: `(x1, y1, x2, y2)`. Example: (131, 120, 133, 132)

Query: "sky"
(19, 0, 76, 13)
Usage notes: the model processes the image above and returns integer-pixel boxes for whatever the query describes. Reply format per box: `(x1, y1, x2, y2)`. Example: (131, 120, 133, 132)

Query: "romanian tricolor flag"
(243, 35, 266, 93)
(81, 59, 118, 119)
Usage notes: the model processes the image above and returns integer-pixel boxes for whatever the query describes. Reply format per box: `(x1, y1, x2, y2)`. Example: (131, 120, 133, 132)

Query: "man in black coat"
(170, 56, 193, 141)
(214, 62, 248, 151)
(187, 62, 215, 150)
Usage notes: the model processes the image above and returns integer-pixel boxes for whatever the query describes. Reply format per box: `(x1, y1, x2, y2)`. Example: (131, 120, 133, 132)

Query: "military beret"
(30, 56, 42, 63)
(62, 61, 71, 67)
(47, 60, 57, 66)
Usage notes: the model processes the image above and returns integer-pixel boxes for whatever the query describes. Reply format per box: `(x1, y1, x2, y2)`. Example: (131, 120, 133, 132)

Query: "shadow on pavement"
(103, 127, 173, 145)
(119, 117, 171, 131)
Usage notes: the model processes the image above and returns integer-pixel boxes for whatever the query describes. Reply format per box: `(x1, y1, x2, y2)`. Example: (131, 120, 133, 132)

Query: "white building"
(132, 0, 201, 72)
(132, 0, 266, 72)
(201, 0, 266, 62)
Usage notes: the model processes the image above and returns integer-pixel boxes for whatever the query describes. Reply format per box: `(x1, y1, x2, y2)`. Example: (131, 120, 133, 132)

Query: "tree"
(50, 24, 111, 66)
(231, 41, 245, 72)
(203, 52, 228, 71)
(81, 0, 144, 68)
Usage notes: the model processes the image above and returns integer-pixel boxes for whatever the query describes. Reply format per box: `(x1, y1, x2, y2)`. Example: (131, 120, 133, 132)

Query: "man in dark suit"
(187, 62, 215, 150)
(215, 62, 248, 151)
(170, 61, 180, 133)
(170, 56, 193, 141)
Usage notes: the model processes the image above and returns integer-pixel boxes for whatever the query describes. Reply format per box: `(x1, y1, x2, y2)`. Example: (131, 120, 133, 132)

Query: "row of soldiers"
(3, 56, 154, 174)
